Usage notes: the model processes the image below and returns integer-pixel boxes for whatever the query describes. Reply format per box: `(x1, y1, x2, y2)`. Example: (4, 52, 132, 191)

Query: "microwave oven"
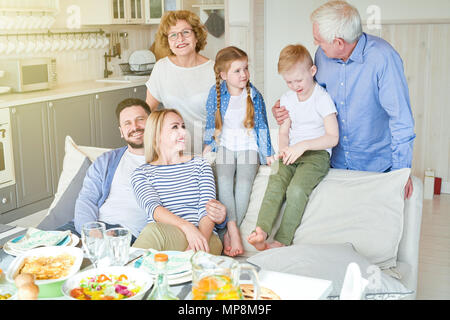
(0, 58, 56, 93)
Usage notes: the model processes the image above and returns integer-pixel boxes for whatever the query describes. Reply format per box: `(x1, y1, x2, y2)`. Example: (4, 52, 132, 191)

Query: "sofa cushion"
(247, 243, 414, 299)
(240, 166, 411, 270)
(38, 136, 111, 230)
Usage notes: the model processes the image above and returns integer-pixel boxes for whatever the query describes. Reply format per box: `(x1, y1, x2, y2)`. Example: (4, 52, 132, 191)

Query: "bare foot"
(247, 227, 269, 251)
(267, 240, 285, 249)
(225, 222, 244, 257)
(223, 230, 232, 256)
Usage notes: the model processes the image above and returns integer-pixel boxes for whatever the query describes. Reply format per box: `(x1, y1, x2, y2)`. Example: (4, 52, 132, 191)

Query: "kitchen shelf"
(0, 8, 58, 13)
(191, 4, 225, 10)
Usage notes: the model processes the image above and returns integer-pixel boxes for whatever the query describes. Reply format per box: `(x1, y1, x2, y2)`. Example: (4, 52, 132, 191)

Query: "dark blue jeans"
(56, 220, 137, 245)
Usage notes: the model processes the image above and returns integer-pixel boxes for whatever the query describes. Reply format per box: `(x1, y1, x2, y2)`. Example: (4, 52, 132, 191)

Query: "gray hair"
(310, 1, 362, 44)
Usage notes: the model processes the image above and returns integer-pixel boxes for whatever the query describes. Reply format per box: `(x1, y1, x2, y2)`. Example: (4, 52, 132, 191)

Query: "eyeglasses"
(167, 29, 194, 41)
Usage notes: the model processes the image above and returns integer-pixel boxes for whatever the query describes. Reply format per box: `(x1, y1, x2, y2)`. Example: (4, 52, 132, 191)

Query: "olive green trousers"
(256, 150, 330, 245)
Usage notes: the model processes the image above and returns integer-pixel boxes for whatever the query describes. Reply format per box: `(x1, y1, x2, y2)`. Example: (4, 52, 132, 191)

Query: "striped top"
(131, 157, 216, 228)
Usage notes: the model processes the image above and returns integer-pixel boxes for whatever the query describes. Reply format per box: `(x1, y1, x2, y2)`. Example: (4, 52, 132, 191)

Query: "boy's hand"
(272, 100, 290, 125)
(281, 143, 307, 165)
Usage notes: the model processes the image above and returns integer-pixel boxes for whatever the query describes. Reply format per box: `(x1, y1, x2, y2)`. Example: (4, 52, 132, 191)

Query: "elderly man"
(273, 0, 415, 199)
(58, 98, 226, 243)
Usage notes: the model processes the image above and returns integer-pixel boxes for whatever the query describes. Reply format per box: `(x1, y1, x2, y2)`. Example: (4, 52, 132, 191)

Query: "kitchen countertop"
(0, 79, 148, 109)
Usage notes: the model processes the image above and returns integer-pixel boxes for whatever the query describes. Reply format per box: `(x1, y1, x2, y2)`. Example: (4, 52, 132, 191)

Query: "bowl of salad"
(61, 266, 153, 300)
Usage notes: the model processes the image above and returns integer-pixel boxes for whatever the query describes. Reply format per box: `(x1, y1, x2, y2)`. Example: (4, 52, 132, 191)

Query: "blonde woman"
(146, 10, 214, 154)
(131, 109, 223, 254)
(203, 46, 274, 257)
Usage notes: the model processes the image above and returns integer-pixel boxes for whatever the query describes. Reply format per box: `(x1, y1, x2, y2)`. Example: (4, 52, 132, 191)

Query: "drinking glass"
(81, 222, 108, 268)
(105, 227, 131, 266)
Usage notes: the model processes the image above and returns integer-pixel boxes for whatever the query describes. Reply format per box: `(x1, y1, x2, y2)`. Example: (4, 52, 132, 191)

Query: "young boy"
(247, 44, 339, 250)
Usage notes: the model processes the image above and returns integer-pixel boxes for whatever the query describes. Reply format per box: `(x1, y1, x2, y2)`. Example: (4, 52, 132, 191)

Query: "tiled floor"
(7, 194, 450, 299)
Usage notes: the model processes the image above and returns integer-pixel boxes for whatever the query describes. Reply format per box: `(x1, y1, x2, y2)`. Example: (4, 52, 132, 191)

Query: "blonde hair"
(310, 0, 362, 44)
(154, 10, 208, 59)
(144, 109, 184, 163)
(213, 46, 254, 143)
(278, 44, 314, 74)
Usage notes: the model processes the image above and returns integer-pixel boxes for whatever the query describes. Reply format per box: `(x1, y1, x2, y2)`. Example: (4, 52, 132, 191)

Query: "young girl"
(203, 46, 274, 257)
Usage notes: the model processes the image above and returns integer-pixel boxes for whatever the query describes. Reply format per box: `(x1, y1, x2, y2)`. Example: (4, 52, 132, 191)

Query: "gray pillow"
(37, 157, 91, 230)
(247, 243, 414, 299)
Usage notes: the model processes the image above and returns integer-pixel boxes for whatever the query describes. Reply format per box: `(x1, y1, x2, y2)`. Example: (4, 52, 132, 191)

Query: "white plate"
(3, 233, 80, 257)
(128, 49, 156, 71)
(61, 266, 153, 300)
(140, 250, 193, 276)
(241, 270, 333, 300)
(6, 246, 84, 286)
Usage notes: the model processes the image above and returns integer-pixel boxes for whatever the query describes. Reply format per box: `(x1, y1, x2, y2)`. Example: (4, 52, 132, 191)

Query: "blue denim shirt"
(315, 33, 415, 172)
(204, 81, 274, 164)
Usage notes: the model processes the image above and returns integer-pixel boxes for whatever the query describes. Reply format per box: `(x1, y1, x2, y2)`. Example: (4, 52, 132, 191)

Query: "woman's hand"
(180, 222, 210, 253)
(205, 199, 226, 224)
(272, 100, 290, 125)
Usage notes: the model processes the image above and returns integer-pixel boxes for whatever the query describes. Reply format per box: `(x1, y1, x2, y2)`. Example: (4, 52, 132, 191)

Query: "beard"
(124, 129, 145, 150)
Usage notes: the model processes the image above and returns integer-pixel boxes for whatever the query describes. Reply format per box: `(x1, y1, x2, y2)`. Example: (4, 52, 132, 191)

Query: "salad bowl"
(61, 266, 153, 300)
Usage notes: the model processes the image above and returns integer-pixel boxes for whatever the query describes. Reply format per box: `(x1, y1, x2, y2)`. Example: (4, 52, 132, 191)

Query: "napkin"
(4, 228, 71, 254)
(139, 249, 194, 275)
(339, 262, 369, 300)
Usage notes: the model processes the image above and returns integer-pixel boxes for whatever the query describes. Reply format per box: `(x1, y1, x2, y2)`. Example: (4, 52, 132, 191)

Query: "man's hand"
(271, 100, 290, 125)
(404, 176, 413, 200)
(205, 199, 226, 224)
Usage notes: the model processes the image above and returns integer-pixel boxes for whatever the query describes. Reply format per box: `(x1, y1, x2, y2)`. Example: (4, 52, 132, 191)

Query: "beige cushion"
(240, 166, 411, 270)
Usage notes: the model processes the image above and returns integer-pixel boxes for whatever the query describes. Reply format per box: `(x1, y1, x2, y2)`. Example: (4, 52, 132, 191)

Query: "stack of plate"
(3, 229, 80, 257)
(136, 250, 193, 285)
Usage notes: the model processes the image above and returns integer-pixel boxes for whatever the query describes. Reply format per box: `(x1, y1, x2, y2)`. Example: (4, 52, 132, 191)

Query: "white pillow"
(247, 243, 414, 299)
(37, 136, 111, 230)
(240, 167, 410, 270)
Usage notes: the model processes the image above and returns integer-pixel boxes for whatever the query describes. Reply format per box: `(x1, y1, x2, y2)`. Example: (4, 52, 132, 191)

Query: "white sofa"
(239, 165, 423, 299)
(38, 136, 423, 299)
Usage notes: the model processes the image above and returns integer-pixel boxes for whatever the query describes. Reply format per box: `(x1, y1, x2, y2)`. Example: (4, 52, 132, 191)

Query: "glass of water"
(81, 222, 108, 268)
(105, 227, 131, 266)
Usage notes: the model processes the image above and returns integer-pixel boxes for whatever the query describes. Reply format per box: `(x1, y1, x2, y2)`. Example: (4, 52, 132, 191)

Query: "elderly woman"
(131, 109, 223, 255)
(146, 10, 214, 155)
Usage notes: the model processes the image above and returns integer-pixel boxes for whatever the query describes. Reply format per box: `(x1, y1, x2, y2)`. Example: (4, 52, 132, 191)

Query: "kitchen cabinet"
(79, 0, 145, 25)
(79, 0, 181, 25)
(112, 0, 145, 24)
(10, 102, 53, 208)
(3, 85, 146, 221)
(0, 185, 17, 215)
(144, 0, 183, 24)
(47, 95, 96, 189)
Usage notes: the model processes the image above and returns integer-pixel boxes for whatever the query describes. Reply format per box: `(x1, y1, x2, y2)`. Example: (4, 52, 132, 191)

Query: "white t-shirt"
(280, 83, 337, 155)
(146, 57, 215, 154)
(98, 150, 146, 238)
(220, 90, 258, 152)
